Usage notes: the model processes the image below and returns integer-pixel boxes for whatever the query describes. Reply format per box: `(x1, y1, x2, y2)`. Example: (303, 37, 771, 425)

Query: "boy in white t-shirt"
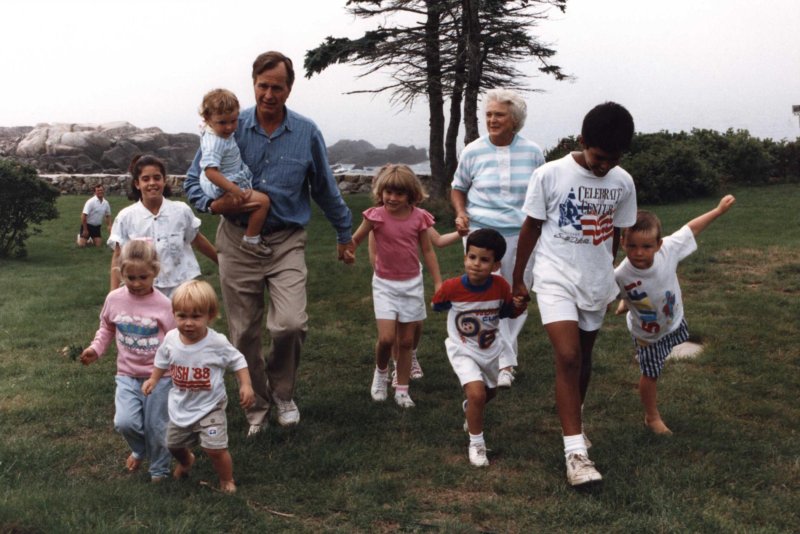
(615, 195, 736, 435)
(512, 102, 637, 487)
(142, 280, 254, 494)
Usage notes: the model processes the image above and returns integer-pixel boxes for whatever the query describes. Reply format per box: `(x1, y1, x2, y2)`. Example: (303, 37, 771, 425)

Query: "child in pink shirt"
(80, 240, 175, 481)
(348, 164, 443, 408)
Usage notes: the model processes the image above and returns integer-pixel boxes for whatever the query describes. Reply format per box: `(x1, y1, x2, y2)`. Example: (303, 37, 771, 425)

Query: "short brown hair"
(199, 88, 240, 120)
(252, 51, 295, 88)
(625, 210, 663, 241)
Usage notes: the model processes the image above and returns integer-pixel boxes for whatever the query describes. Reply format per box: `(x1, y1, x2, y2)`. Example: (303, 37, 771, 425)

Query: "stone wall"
(39, 173, 434, 196)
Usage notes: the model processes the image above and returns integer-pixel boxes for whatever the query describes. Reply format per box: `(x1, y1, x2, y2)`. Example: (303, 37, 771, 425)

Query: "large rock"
(7, 122, 200, 174)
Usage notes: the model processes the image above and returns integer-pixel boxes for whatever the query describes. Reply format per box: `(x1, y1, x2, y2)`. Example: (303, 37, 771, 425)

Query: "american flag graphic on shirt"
(581, 213, 614, 245)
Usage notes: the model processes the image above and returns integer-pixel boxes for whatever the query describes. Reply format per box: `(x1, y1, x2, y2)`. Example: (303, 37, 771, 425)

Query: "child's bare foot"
(173, 452, 195, 480)
(219, 480, 237, 494)
(126, 454, 142, 473)
(644, 415, 673, 435)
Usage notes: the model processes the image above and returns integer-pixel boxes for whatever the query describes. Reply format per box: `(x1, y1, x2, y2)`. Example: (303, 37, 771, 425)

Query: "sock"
(395, 385, 409, 396)
(375, 366, 388, 377)
(242, 235, 260, 244)
(469, 432, 485, 446)
(563, 434, 588, 457)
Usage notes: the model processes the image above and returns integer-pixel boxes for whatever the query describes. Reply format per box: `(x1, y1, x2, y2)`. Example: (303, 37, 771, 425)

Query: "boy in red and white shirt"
(432, 229, 526, 467)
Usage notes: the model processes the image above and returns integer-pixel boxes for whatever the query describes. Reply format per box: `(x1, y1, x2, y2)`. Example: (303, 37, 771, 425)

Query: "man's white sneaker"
(565, 453, 602, 486)
(247, 423, 266, 438)
(274, 399, 300, 426)
(394, 392, 415, 408)
(497, 368, 515, 389)
(468, 443, 489, 467)
(371, 369, 388, 401)
(410, 351, 424, 379)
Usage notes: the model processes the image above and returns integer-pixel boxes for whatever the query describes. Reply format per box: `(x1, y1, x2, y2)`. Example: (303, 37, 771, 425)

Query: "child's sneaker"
(391, 369, 398, 389)
(394, 392, 415, 408)
(468, 443, 489, 467)
(565, 453, 602, 486)
(247, 423, 266, 438)
(240, 238, 273, 256)
(497, 368, 515, 389)
(410, 351, 424, 379)
(371, 368, 388, 401)
(462, 399, 469, 432)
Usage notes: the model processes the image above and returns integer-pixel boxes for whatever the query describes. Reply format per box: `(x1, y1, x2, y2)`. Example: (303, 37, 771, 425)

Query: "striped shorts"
(634, 319, 690, 378)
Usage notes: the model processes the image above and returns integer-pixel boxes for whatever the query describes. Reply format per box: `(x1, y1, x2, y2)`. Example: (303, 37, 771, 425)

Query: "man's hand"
(338, 241, 355, 264)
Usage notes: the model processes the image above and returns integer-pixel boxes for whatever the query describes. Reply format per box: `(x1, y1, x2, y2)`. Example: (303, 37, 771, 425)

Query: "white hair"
(485, 88, 527, 133)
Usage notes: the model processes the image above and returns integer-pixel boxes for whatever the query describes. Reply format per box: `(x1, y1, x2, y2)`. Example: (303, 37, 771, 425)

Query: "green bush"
(0, 159, 59, 258)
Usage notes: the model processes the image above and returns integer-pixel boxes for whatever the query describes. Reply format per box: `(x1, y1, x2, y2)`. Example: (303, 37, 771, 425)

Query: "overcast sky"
(3, 0, 798, 152)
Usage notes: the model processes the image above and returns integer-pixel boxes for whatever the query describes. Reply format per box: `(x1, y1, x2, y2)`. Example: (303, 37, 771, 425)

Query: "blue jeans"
(114, 375, 171, 478)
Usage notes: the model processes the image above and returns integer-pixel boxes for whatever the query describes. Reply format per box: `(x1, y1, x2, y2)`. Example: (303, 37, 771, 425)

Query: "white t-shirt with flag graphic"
(522, 153, 637, 311)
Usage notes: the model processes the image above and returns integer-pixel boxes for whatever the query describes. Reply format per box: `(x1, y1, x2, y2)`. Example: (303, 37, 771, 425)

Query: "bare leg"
(170, 448, 195, 479)
(464, 382, 497, 435)
(375, 319, 397, 372)
(244, 191, 271, 238)
(640, 375, 672, 435)
(394, 322, 418, 386)
(204, 447, 236, 493)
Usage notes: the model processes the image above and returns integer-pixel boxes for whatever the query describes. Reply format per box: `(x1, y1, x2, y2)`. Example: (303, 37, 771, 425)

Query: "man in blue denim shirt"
(184, 51, 354, 436)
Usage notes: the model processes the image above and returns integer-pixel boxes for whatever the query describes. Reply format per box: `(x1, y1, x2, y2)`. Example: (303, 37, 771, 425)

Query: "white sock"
(242, 235, 260, 244)
(395, 385, 409, 396)
(469, 432, 485, 446)
(563, 434, 588, 457)
(375, 366, 388, 377)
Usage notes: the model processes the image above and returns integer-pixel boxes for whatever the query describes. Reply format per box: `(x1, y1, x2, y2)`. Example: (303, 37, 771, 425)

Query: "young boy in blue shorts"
(432, 228, 526, 467)
(512, 102, 637, 486)
(615, 195, 736, 435)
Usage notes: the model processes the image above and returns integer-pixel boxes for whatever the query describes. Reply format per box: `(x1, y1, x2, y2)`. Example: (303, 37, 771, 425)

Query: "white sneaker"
(462, 400, 469, 432)
(247, 423, 266, 438)
(497, 368, 515, 389)
(565, 453, 602, 486)
(391, 369, 398, 389)
(410, 351, 424, 379)
(468, 443, 489, 467)
(371, 369, 388, 401)
(394, 392, 415, 408)
(274, 399, 300, 426)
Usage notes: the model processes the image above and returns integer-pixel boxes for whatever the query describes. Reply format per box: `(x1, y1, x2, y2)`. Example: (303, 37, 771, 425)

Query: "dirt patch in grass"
(711, 247, 800, 294)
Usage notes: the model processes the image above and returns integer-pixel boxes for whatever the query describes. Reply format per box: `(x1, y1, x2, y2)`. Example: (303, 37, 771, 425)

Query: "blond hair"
(171, 280, 219, 319)
(199, 88, 240, 120)
(371, 164, 428, 206)
(119, 239, 159, 277)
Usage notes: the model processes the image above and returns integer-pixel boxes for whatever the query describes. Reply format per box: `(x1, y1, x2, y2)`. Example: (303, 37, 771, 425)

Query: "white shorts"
(536, 293, 606, 332)
(372, 273, 427, 322)
(445, 339, 500, 388)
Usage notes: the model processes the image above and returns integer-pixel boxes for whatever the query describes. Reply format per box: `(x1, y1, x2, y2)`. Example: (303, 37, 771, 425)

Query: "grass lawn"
(1, 184, 798, 532)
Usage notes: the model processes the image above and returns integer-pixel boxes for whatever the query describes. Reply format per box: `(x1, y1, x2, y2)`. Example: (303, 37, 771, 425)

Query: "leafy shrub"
(544, 135, 580, 162)
(0, 159, 59, 258)
(624, 139, 720, 204)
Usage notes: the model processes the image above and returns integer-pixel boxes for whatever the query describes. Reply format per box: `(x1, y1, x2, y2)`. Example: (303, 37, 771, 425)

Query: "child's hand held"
(240, 385, 255, 408)
(79, 348, 98, 366)
(141, 379, 154, 396)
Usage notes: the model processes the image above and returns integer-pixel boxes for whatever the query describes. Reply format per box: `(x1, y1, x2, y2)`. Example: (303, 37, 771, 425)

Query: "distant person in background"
(450, 88, 546, 389)
(184, 51, 354, 436)
(77, 184, 112, 247)
(109, 155, 217, 298)
(197, 88, 272, 255)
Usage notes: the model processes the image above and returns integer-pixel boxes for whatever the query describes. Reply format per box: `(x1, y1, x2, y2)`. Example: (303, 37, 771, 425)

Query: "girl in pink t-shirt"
(80, 240, 176, 481)
(349, 164, 443, 408)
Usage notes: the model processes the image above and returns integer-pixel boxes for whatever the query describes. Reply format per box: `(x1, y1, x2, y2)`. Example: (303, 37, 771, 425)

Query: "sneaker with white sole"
(371, 368, 388, 401)
(565, 453, 602, 486)
(247, 423, 266, 438)
(274, 399, 300, 426)
(468, 443, 489, 467)
(394, 392, 415, 408)
(410, 351, 424, 379)
(462, 399, 469, 432)
(497, 368, 515, 389)
(391, 369, 398, 389)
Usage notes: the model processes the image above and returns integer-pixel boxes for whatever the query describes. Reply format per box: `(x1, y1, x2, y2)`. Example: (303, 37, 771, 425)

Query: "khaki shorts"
(166, 405, 229, 450)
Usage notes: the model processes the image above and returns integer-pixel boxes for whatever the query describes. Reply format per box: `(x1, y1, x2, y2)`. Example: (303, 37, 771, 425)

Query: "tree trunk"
(424, 0, 447, 199)
(444, 24, 467, 183)
(462, 0, 482, 145)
